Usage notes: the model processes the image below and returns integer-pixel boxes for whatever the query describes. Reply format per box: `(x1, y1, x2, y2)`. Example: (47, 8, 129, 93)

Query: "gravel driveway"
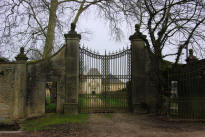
(1, 113, 205, 137)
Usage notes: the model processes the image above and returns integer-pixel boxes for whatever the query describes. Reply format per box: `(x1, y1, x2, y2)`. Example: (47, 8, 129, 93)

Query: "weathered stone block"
(0, 64, 15, 120)
(63, 103, 78, 114)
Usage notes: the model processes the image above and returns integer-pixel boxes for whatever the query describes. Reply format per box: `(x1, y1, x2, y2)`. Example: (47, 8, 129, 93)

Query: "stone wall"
(0, 24, 81, 121)
(27, 46, 66, 117)
(0, 44, 71, 121)
(0, 63, 15, 122)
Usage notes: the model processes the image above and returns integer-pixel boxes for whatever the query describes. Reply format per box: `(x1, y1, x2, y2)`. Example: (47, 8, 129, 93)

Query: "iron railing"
(167, 62, 205, 120)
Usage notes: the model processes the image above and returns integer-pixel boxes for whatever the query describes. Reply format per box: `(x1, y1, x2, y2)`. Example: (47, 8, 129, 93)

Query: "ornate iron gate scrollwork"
(79, 46, 131, 113)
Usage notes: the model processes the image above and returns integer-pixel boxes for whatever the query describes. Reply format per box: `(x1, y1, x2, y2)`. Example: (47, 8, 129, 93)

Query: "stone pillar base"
(132, 103, 148, 114)
(63, 103, 78, 114)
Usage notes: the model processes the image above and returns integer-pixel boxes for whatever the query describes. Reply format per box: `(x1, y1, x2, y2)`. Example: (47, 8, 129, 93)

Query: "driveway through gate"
(78, 47, 131, 113)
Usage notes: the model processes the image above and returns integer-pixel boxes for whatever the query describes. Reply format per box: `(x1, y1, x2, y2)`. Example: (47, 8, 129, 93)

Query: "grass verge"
(104, 113, 112, 119)
(45, 103, 56, 113)
(22, 113, 88, 131)
(99, 94, 128, 107)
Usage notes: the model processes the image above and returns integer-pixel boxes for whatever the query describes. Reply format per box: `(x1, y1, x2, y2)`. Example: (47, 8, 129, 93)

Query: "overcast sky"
(78, 12, 133, 55)
(77, 11, 186, 63)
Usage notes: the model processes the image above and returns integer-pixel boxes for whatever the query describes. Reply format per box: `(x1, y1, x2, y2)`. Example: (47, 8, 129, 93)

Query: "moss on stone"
(0, 57, 9, 62)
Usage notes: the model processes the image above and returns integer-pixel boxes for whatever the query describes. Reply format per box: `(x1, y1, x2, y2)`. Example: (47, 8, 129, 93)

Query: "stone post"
(64, 23, 81, 114)
(13, 47, 28, 119)
(129, 24, 148, 113)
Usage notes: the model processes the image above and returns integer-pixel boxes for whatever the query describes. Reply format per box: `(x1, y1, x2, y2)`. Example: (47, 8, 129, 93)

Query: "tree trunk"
(43, 0, 58, 59)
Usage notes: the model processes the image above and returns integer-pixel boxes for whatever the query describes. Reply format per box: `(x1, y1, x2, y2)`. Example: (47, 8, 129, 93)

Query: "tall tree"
(43, 0, 58, 59)
(103, 0, 205, 63)
(0, 0, 108, 59)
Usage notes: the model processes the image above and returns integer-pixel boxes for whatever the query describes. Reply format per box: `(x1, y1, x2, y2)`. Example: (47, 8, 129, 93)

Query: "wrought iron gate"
(79, 46, 131, 113)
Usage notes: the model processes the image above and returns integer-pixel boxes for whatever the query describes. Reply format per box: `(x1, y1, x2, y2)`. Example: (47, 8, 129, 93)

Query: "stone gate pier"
(130, 24, 158, 113)
(64, 23, 81, 114)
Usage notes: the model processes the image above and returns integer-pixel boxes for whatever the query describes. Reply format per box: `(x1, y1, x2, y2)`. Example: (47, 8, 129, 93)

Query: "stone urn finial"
(129, 24, 146, 40)
(189, 49, 193, 56)
(186, 49, 198, 63)
(15, 47, 28, 61)
(20, 47, 24, 54)
(64, 23, 81, 39)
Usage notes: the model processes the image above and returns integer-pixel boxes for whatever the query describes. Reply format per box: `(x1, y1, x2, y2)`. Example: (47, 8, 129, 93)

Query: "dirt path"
(1, 113, 205, 137)
(80, 113, 205, 137)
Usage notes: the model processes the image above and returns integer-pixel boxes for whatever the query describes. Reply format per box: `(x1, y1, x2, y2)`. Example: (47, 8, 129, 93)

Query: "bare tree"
(0, 0, 108, 60)
(102, 0, 205, 63)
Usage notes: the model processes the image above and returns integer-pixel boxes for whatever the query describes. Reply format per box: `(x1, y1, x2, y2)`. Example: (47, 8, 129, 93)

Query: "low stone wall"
(0, 63, 15, 123)
(0, 45, 66, 122)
